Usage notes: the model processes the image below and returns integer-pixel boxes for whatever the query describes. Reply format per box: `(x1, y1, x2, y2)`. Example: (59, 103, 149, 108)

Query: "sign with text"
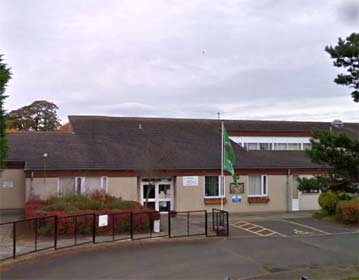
(2, 180, 14, 189)
(183, 176, 199, 187)
(98, 215, 108, 227)
(232, 196, 242, 203)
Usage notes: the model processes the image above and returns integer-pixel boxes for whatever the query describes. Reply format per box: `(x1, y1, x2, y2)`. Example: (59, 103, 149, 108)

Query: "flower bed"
(24, 191, 160, 236)
(247, 197, 270, 204)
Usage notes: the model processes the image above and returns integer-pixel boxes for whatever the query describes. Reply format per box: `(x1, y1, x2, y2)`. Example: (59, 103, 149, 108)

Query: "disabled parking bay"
(229, 216, 357, 237)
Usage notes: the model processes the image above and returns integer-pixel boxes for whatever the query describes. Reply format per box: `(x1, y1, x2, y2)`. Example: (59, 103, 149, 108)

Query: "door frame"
(140, 177, 174, 213)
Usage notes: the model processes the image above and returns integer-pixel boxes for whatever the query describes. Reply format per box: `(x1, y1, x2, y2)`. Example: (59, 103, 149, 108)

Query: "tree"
(0, 55, 11, 170)
(139, 138, 175, 208)
(298, 130, 359, 194)
(7, 100, 61, 131)
(325, 33, 359, 102)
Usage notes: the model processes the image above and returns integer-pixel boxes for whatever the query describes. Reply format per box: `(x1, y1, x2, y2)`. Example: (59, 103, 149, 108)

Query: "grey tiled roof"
(6, 115, 335, 171)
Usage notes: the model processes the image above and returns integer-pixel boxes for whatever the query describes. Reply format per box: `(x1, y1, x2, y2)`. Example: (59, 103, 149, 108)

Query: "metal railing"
(0, 209, 229, 261)
(212, 208, 229, 236)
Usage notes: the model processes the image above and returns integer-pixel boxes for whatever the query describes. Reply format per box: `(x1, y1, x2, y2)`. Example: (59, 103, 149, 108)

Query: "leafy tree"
(325, 33, 359, 102)
(0, 55, 11, 170)
(7, 100, 61, 131)
(298, 130, 359, 194)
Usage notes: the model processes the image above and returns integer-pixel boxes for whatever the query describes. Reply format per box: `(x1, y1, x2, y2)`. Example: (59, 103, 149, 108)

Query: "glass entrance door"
(141, 178, 173, 212)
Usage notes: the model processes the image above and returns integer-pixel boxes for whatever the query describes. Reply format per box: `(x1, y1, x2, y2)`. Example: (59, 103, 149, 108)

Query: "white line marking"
(280, 219, 330, 235)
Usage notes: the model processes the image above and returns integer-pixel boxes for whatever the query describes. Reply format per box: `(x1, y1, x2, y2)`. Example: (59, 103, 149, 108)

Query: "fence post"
(112, 214, 115, 241)
(34, 218, 38, 251)
(92, 213, 96, 244)
(168, 210, 171, 238)
(226, 212, 229, 236)
(130, 212, 133, 240)
(13, 222, 16, 259)
(54, 216, 58, 250)
(212, 209, 215, 231)
(205, 211, 208, 237)
(74, 216, 77, 245)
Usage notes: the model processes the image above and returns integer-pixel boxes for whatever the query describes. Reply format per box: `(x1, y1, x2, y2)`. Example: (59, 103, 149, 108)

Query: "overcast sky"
(1, 0, 358, 124)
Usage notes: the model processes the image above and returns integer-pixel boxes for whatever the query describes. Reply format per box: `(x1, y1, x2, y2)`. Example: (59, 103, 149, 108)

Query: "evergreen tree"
(325, 33, 359, 102)
(0, 55, 11, 170)
(298, 130, 359, 194)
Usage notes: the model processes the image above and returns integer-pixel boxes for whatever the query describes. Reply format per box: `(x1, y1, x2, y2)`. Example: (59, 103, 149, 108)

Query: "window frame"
(100, 176, 108, 192)
(75, 177, 86, 194)
(204, 176, 225, 198)
(248, 175, 268, 197)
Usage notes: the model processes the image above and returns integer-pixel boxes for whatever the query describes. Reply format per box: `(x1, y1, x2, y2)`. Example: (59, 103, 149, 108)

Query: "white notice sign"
(98, 215, 108, 227)
(183, 176, 199, 187)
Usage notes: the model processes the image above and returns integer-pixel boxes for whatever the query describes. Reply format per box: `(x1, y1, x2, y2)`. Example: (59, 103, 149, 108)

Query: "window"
(248, 175, 268, 197)
(100, 176, 108, 192)
(75, 177, 86, 194)
(274, 143, 287, 150)
(287, 143, 299, 150)
(247, 143, 259, 150)
(259, 143, 271, 150)
(205, 176, 224, 197)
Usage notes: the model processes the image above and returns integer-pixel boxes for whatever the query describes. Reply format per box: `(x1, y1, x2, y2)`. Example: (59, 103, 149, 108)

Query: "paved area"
(1, 212, 358, 279)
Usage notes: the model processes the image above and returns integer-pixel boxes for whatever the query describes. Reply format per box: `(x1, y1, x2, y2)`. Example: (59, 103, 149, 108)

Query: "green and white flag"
(223, 127, 238, 186)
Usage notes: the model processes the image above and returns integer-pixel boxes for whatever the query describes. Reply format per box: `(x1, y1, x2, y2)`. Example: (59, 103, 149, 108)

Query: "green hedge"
(318, 192, 339, 215)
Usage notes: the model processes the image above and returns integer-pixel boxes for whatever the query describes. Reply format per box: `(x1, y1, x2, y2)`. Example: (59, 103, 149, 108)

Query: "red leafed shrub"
(336, 199, 359, 224)
(24, 193, 160, 236)
(25, 203, 44, 219)
(90, 190, 114, 205)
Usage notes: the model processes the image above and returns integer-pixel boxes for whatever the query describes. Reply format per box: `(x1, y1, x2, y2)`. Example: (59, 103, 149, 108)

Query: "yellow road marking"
(230, 220, 287, 237)
(279, 219, 330, 235)
(294, 229, 311, 235)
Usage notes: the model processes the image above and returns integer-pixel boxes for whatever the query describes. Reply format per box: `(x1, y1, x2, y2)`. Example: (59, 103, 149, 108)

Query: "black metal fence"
(0, 209, 229, 261)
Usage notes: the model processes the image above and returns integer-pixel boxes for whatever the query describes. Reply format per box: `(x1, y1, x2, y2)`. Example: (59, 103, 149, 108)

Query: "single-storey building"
(1, 116, 358, 213)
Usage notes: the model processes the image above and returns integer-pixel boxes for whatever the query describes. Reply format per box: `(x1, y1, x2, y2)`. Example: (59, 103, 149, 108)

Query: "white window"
(247, 143, 259, 150)
(75, 177, 86, 194)
(259, 143, 271, 150)
(248, 175, 268, 197)
(204, 176, 225, 197)
(100, 176, 108, 192)
(274, 143, 287, 150)
(287, 143, 299, 150)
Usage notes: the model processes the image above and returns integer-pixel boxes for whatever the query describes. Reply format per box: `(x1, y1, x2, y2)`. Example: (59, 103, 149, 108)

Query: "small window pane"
(259, 143, 270, 150)
(248, 176, 261, 196)
(247, 143, 259, 150)
(159, 201, 171, 212)
(143, 184, 155, 199)
(158, 184, 171, 199)
(275, 143, 287, 150)
(205, 176, 219, 197)
(287, 143, 299, 150)
(262, 176, 267, 195)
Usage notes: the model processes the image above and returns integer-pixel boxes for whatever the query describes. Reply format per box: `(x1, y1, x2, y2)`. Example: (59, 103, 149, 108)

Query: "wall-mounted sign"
(98, 215, 108, 227)
(2, 180, 14, 189)
(232, 196, 242, 203)
(183, 176, 199, 187)
(230, 182, 244, 194)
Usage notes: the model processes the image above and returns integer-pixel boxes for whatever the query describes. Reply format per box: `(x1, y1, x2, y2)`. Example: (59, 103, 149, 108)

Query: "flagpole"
(221, 121, 224, 211)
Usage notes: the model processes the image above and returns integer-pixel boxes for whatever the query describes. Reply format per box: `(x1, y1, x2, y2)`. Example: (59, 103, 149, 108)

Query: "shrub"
(318, 191, 339, 214)
(336, 198, 359, 224)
